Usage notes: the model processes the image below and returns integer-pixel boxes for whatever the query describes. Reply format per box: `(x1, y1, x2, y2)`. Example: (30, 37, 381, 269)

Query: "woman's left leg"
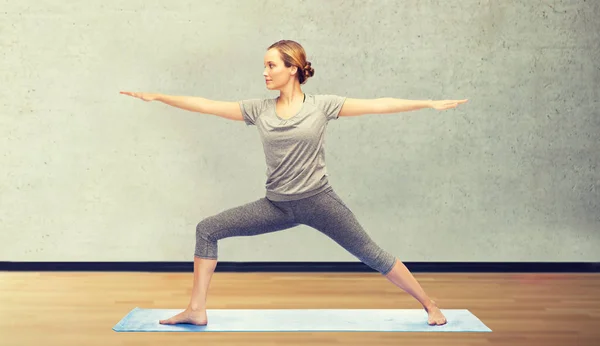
(295, 188, 447, 325)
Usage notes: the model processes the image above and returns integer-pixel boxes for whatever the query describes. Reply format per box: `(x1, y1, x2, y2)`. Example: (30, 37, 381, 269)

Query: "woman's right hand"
(120, 91, 159, 102)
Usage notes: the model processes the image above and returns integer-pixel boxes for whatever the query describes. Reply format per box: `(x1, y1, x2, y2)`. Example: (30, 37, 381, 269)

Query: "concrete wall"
(1, 0, 598, 262)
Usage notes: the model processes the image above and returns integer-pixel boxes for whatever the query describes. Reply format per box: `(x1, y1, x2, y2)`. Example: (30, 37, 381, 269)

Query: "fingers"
(442, 99, 468, 109)
(430, 99, 468, 110)
(120, 91, 140, 96)
(120, 91, 142, 99)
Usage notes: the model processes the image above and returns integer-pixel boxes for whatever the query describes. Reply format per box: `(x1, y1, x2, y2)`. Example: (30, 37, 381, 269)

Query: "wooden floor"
(1, 271, 599, 346)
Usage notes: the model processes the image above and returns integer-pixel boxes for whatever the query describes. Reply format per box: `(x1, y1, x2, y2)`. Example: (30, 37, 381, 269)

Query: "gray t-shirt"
(239, 94, 346, 202)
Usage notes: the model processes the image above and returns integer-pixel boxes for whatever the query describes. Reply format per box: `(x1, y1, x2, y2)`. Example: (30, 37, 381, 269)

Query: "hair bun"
(303, 61, 314, 78)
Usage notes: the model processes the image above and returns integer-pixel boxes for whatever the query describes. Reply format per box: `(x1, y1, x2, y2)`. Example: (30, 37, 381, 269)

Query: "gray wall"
(1, 0, 598, 262)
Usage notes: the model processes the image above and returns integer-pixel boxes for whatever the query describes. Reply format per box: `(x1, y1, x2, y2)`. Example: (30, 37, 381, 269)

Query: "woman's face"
(263, 48, 297, 90)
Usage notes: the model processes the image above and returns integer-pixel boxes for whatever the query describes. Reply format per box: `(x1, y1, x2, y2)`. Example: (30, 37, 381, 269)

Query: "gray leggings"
(195, 187, 396, 275)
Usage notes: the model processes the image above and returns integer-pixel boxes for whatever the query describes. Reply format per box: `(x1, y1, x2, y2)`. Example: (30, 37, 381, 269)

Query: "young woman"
(121, 40, 467, 327)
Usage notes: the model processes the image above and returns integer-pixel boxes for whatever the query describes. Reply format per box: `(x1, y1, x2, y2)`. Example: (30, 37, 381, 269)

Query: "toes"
(428, 318, 447, 326)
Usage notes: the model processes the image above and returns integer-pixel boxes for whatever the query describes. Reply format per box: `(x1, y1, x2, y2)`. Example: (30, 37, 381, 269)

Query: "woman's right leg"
(160, 197, 296, 325)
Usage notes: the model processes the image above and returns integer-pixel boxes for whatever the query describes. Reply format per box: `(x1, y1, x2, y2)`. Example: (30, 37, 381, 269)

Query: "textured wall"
(1, 0, 598, 262)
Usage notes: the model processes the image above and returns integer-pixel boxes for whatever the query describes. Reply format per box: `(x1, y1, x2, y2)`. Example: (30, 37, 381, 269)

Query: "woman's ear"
(289, 65, 298, 76)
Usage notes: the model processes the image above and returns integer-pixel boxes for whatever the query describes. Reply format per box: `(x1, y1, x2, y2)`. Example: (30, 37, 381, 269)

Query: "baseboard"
(0, 261, 599, 273)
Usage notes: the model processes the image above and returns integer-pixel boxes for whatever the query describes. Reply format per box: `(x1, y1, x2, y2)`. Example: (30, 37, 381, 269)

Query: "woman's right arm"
(120, 92, 244, 122)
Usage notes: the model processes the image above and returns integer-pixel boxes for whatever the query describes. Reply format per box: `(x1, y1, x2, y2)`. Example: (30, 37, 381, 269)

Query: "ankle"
(188, 304, 206, 312)
(424, 299, 437, 311)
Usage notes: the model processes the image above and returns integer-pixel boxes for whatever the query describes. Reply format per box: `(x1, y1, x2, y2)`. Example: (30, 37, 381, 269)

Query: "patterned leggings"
(195, 187, 396, 275)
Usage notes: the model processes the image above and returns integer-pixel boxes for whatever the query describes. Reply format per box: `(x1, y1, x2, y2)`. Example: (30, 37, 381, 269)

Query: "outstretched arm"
(120, 91, 245, 121)
(339, 98, 468, 117)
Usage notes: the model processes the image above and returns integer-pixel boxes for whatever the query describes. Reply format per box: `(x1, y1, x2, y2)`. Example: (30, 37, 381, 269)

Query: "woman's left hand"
(430, 99, 468, 110)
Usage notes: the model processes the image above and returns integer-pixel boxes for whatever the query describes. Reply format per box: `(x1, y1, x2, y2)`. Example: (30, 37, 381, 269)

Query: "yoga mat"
(113, 308, 492, 332)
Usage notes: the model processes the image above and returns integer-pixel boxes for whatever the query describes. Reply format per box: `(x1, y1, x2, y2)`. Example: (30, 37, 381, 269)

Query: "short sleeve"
(239, 99, 268, 125)
(315, 94, 347, 121)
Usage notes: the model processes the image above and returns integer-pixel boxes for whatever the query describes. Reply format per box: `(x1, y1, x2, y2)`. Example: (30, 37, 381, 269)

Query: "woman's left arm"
(338, 98, 468, 117)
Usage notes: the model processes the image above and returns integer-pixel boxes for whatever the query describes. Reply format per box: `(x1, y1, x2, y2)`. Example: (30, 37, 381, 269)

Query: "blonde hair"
(268, 40, 315, 85)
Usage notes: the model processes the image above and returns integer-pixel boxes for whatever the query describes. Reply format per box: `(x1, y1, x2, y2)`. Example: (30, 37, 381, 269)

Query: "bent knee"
(196, 217, 217, 240)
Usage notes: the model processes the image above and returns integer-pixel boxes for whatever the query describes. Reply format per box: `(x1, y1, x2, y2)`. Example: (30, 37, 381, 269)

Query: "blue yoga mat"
(113, 307, 491, 332)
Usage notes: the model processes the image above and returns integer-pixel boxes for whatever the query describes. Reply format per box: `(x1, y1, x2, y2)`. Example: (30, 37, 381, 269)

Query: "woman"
(121, 40, 467, 326)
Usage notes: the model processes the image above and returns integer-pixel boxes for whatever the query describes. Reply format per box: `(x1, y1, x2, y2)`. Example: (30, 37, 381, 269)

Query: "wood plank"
(1, 272, 598, 345)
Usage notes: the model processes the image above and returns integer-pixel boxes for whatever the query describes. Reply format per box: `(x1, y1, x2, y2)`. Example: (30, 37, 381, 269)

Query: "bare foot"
(159, 308, 207, 326)
(425, 300, 447, 326)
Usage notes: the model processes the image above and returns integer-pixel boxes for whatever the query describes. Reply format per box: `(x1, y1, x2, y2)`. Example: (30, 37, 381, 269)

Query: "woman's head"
(263, 40, 315, 90)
